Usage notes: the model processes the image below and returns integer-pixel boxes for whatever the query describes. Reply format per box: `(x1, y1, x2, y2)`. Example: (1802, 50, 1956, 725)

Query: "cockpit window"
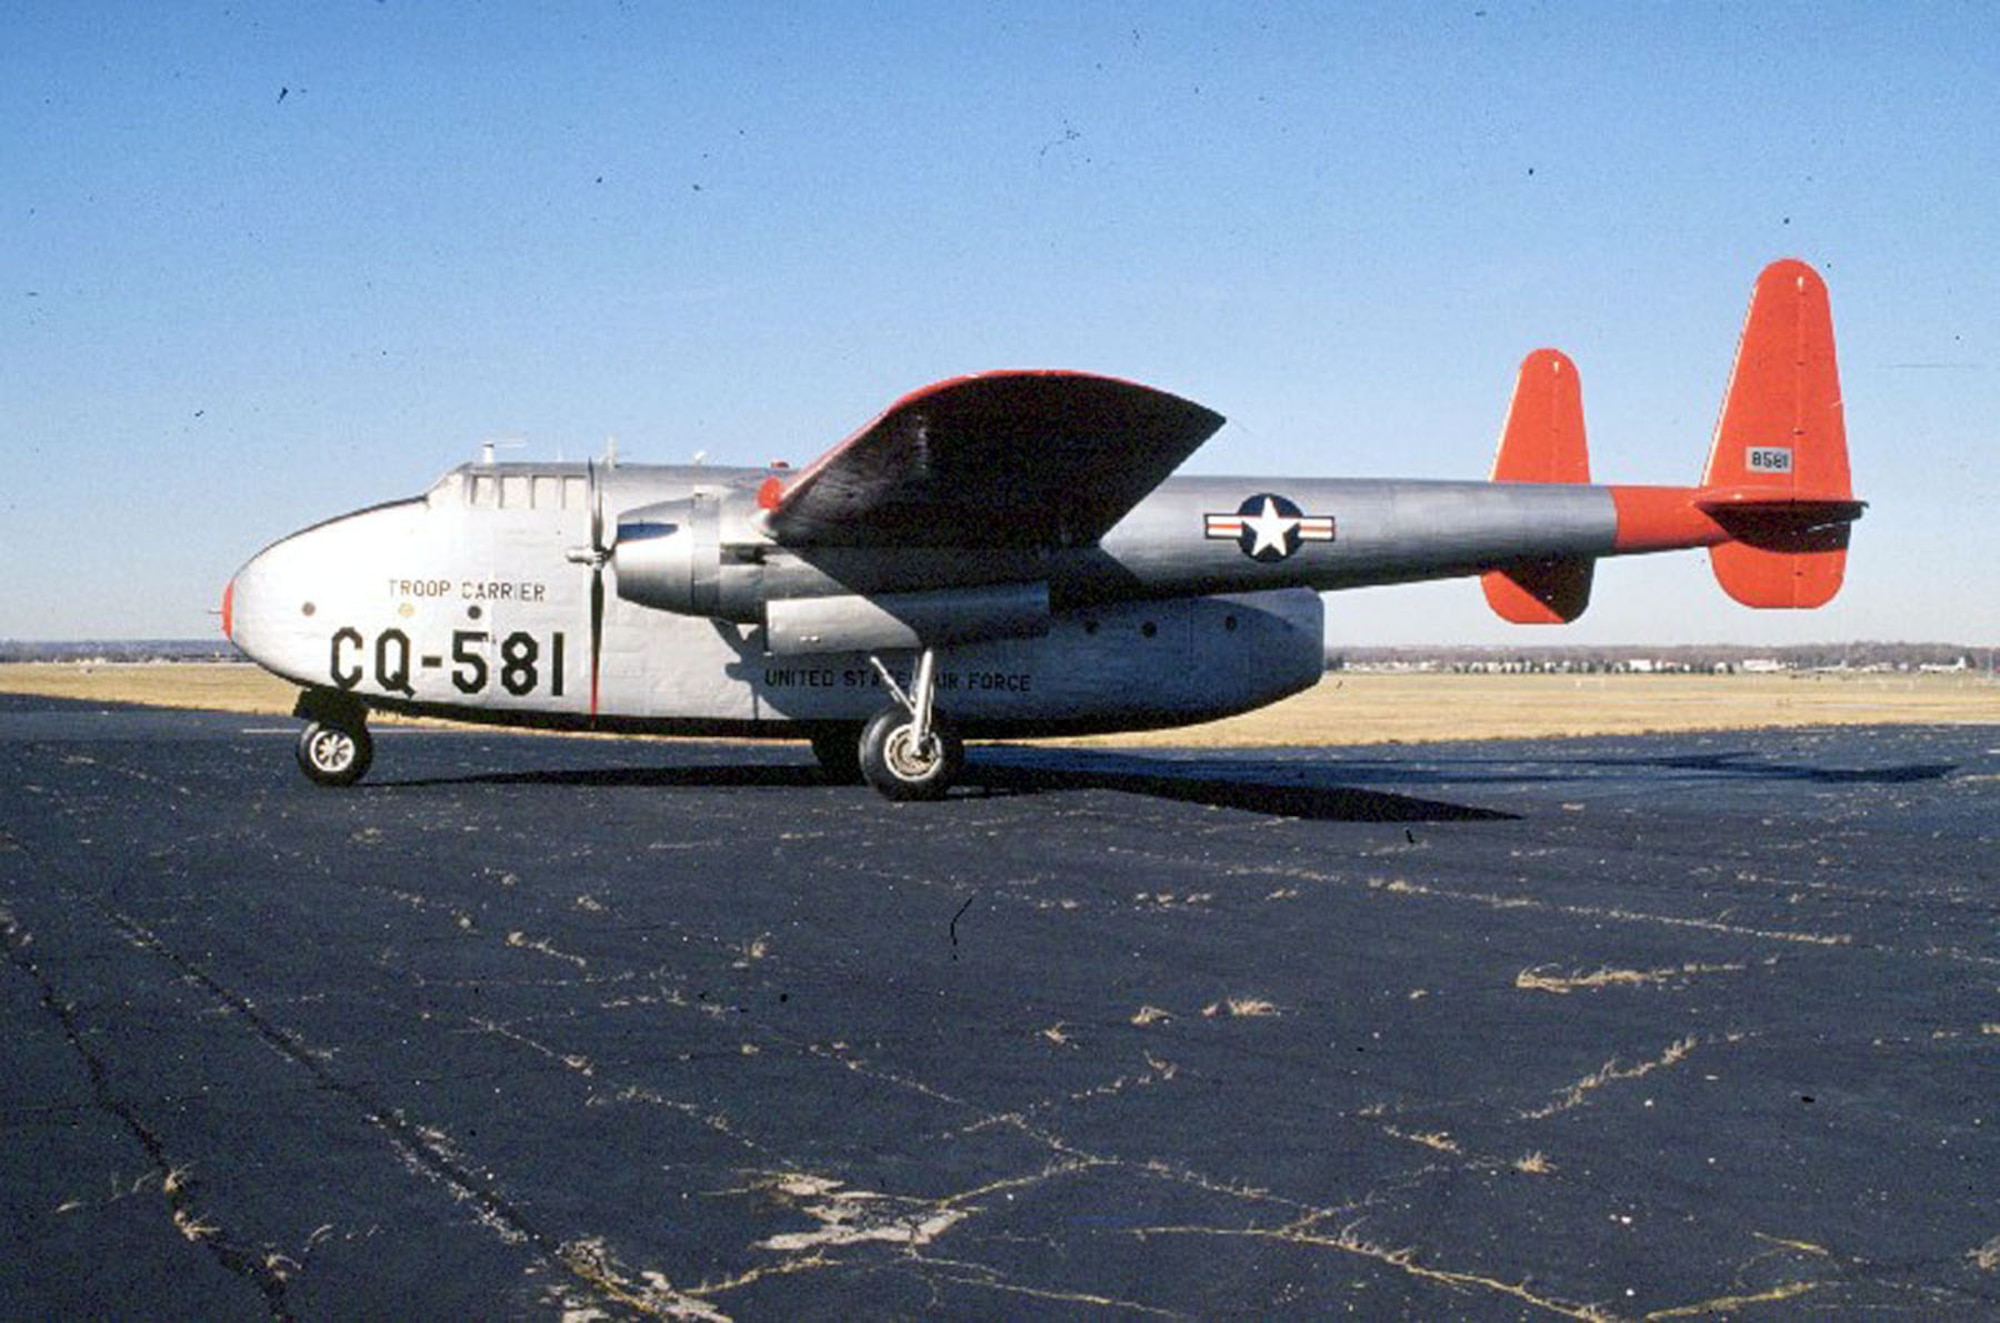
(429, 465, 586, 511)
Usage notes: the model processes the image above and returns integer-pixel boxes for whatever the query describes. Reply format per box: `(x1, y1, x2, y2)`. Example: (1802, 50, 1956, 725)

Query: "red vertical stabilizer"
(1698, 259, 1855, 608)
(1483, 349, 1594, 623)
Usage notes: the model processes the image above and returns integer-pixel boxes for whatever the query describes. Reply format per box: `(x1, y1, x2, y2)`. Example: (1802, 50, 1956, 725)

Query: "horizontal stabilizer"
(1695, 493, 1866, 537)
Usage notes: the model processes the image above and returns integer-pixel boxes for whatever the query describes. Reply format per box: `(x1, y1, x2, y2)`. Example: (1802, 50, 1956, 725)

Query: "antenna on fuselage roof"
(602, 435, 618, 468)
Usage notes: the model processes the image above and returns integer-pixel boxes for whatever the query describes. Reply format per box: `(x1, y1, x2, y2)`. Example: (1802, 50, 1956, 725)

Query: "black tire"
(296, 719, 373, 787)
(808, 726, 865, 785)
(859, 706, 964, 801)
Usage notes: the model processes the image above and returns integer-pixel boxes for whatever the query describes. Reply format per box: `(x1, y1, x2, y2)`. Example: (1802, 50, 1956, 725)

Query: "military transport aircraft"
(225, 260, 1860, 799)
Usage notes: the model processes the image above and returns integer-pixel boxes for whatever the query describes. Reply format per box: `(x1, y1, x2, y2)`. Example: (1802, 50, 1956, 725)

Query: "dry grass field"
(0, 663, 302, 717)
(1071, 669, 1997, 747)
(1, 661, 1992, 746)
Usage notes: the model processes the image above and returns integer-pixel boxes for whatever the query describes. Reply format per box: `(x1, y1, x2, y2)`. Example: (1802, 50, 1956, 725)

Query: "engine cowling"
(612, 494, 761, 622)
(612, 493, 1053, 654)
(764, 582, 1050, 656)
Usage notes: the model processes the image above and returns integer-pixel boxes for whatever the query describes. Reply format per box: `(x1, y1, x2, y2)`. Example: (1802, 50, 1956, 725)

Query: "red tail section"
(1483, 349, 1594, 623)
(1698, 259, 1855, 608)
(1491, 349, 1590, 485)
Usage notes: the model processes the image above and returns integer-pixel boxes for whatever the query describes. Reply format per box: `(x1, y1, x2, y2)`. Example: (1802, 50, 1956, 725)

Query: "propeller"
(564, 459, 612, 719)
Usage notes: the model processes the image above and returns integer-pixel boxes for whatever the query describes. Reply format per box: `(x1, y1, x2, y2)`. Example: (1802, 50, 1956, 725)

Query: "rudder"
(1700, 259, 1856, 608)
(1483, 348, 1594, 623)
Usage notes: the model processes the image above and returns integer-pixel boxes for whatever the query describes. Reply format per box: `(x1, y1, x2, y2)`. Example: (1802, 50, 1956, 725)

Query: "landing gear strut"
(859, 648, 964, 801)
(293, 690, 373, 787)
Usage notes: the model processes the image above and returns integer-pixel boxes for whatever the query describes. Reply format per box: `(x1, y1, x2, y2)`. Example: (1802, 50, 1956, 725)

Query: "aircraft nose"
(225, 543, 284, 660)
(225, 497, 429, 688)
(223, 537, 319, 683)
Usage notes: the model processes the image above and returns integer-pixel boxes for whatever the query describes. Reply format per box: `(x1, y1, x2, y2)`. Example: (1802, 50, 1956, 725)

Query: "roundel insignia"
(1204, 493, 1336, 563)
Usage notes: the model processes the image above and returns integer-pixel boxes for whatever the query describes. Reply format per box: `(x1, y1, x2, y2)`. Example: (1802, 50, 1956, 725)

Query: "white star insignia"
(1241, 497, 1302, 558)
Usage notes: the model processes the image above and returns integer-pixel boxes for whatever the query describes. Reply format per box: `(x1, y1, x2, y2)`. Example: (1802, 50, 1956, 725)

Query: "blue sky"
(5, 3, 1995, 645)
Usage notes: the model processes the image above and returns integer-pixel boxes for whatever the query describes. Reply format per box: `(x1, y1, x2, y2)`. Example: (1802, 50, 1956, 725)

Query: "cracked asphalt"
(2, 693, 1996, 1319)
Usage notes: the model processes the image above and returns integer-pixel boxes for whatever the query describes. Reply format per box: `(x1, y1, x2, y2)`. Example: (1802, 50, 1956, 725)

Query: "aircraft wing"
(762, 371, 1224, 549)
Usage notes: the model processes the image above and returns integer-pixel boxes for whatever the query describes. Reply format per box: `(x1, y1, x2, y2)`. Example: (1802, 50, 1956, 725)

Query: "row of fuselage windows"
(464, 472, 589, 512)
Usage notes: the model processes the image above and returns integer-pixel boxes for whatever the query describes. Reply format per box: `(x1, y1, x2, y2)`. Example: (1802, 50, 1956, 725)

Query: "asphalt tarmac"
(2, 692, 1996, 1320)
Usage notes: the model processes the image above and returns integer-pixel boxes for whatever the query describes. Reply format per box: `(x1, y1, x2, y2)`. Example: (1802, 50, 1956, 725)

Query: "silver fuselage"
(227, 461, 1618, 736)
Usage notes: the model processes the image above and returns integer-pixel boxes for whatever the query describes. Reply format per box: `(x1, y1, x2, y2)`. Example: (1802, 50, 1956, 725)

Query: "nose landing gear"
(293, 690, 373, 787)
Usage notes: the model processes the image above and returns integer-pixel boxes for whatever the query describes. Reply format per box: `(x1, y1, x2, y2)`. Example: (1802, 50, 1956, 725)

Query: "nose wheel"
(860, 648, 964, 801)
(293, 692, 374, 787)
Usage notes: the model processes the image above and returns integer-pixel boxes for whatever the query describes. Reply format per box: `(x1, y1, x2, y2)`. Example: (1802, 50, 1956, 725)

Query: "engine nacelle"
(612, 495, 762, 622)
(764, 582, 1051, 656)
(615, 495, 1054, 656)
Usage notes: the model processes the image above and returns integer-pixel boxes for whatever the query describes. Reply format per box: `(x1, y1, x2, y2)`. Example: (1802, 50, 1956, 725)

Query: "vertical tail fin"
(1491, 348, 1590, 485)
(1483, 349, 1594, 623)
(1699, 259, 1856, 608)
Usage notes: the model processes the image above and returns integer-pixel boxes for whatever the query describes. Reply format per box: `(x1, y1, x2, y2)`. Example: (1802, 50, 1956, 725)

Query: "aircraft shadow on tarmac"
(1615, 749, 1959, 784)
(375, 736, 1958, 820)
(385, 749, 1516, 823)
(961, 752, 1517, 822)
(386, 765, 833, 791)
(1271, 747, 1959, 790)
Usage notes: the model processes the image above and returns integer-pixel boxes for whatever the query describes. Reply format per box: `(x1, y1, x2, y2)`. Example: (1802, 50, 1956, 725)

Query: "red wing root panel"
(766, 371, 1224, 549)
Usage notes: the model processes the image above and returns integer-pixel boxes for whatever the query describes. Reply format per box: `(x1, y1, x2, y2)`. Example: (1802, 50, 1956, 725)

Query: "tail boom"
(1608, 484, 1861, 553)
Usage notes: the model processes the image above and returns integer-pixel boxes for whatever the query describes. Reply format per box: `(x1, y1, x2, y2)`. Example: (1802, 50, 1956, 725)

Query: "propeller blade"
(586, 459, 607, 721)
(590, 459, 607, 556)
(589, 563, 604, 721)
(559, 461, 615, 723)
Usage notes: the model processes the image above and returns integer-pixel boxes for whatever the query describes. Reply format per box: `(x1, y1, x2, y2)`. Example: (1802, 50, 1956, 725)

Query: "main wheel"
(859, 706, 964, 801)
(296, 719, 373, 787)
(808, 725, 865, 785)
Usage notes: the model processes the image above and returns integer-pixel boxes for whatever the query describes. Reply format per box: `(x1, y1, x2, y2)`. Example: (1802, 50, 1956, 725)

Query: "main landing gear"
(857, 648, 964, 801)
(293, 691, 373, 787)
